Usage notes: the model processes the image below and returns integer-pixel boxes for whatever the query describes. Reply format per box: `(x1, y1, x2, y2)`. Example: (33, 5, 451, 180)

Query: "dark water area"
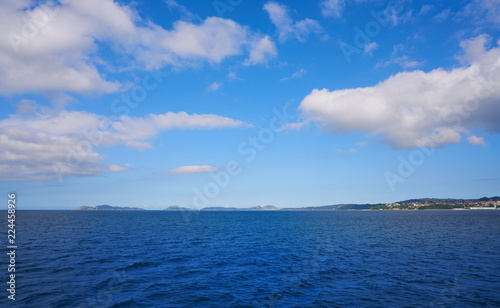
(1, 210, 500, 307)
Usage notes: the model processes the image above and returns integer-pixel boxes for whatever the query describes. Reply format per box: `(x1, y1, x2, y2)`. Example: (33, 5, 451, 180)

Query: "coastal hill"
(289, 197, 499, 211)
(77, 205, 145, 211)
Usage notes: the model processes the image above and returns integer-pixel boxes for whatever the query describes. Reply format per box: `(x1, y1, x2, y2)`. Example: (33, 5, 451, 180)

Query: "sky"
(0, 0, 499, 209)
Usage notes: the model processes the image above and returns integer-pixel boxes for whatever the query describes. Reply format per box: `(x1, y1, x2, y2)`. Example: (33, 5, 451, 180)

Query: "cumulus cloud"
(0, 105, 248, 181)
(0, 0, 131, 95)
(296, 35, 500, 149)
(167, 165, 218, 175)
(149, 17, 248, 66)
(0, 0, 275, 95)
(263, 1, 323, 42)
(467, 136, 485, 146)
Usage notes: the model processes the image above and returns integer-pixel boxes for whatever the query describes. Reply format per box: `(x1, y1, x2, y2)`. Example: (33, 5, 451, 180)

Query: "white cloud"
(467, 136, 486, 146)
(281, 68, 306, 81)
(0, 0, 275, 95)
(109, 164, 134, 172)
(460, 0, 500, 26)
(164, 0, 197, 21)
(244, 35, 278, 66)
(150, 17, 248, 66)
(432, 9, 451, 23)
(263, 1, 323, 42)
(136, 16, 274, 68)
(228, 71, 243, 81)
(280, 120, 310, 131)
(208, 82, 221, 91)
(168, 165, 218, 175)
(375, 44, 421, 69)
(376, 55, 421, 69)
(320, 0, 382, 19)
(0, 104, 248, 181)
(107, 111, 249, 149)
(364, 42, 379, 55)
(0, 0, 131, 95)
(320, 0, 346, 18)
(296, 35, 500, 149)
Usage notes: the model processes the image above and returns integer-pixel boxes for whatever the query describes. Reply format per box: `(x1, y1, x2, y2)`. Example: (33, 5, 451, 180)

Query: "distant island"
(77, 205, 145, 211)
(76, 197, 500, 211)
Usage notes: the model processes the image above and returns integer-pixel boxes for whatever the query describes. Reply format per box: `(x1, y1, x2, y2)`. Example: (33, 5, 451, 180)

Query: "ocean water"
(2, 210, 500, 307)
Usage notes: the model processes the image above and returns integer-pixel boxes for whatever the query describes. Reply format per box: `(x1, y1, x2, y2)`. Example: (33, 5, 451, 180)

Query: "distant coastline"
(76, 197, 500, 211)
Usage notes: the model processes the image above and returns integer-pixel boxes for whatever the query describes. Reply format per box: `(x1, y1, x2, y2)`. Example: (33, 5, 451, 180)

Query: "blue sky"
(1, 0, 499, 209)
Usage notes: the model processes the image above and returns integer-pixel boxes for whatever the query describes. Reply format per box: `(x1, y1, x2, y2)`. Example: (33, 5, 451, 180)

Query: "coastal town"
(371, 198, 500, 210)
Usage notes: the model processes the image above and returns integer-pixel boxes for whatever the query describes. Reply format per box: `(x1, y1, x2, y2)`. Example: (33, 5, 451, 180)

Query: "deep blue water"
(1, 210, 500, 307)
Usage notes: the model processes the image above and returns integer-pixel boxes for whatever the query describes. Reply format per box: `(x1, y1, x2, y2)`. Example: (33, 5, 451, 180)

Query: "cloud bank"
(0, 105, 248, 181)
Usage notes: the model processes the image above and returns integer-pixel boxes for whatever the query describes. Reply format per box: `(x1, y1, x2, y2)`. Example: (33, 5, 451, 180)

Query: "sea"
(2, 210, 500, 307)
